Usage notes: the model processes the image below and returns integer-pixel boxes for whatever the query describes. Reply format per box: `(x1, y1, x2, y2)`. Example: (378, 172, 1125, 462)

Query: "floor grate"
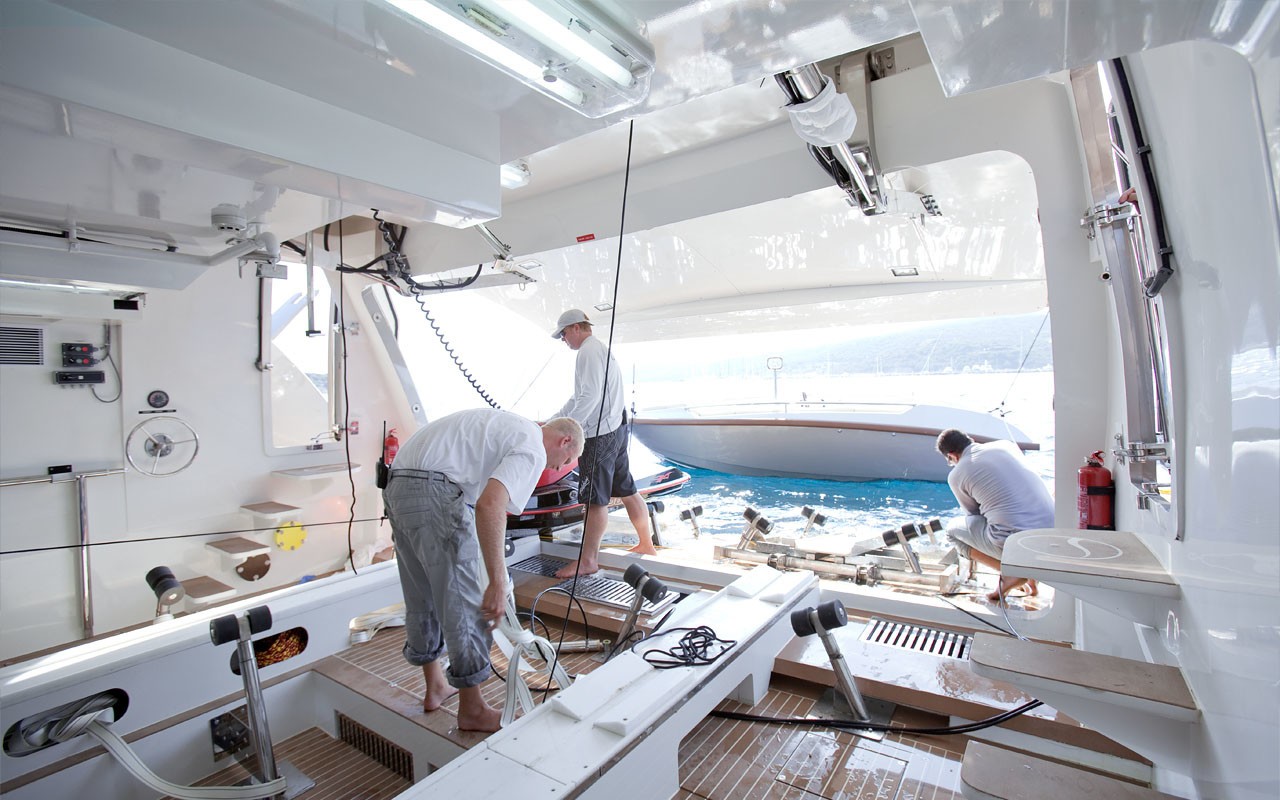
(860, 618, 972, 660)
(509, 554, 568, 578)
(336, 712, 414, 782)
(553, 574, 677, 616)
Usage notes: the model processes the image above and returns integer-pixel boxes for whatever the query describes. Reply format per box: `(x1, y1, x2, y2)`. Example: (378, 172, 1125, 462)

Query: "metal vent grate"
(0, 326, 43, 365)
(553, 574, 677, 616)
(336, 712, 414, 782)
(860, 617, 972, 660)
(509, 554, 567, 578)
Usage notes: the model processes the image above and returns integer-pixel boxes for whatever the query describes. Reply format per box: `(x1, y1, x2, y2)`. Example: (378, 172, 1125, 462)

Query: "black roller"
(926, 518, 943, 533)
(246, 606, 272, 635)
(801, 506, 815, 518)
(680, 509, 693, 521)
(623, 562, 648, 588)
(813, 513, 827, 526)
(648, 500, 665, 513)
(145, 566, 183, 604)
(692, 505, 703, 515)
(504, 536, 515, 558)
(790, 607, 817, 637)
(209, 615, 240, 646)
(743, 507, 759, 522)
(757, 517, 775, 534)
(639, 575, 668, 604)
(815, 600, 847, 630)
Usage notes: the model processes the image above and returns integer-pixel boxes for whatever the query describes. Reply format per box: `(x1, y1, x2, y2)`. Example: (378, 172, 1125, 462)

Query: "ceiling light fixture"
(891, 267, 920, 277)
(384, 0, 654, 118)
(500, 160, 532, 189)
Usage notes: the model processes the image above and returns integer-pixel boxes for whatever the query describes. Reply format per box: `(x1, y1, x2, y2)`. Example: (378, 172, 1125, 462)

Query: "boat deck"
(321, 623, 968, 799)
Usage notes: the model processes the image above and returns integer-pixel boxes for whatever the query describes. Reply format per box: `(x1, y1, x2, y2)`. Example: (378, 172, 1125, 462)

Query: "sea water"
(595, 370, 1060, 551)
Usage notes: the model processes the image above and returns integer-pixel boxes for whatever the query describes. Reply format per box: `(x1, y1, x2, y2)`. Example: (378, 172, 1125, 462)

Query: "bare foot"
(987, 576, 1032, 603)
(555, 559, 598, 579)
(1026, 579, 1039, 596)
(627, 543, 658, 556)
(423, 684, 458, 712)
(456, 704, 502, 733)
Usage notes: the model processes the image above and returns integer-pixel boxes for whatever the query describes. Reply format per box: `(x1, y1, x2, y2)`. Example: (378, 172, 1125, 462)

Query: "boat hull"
(632, 405, 1036, 482)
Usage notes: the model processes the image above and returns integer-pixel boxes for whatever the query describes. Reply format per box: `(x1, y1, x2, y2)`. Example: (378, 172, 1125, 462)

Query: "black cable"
(0, 516, 388, 556)
(89, 323, 122, 403)
(548, 118, 639, 694)
(938, 594, 1015, 637)
(710, 698, 1043, 736)
(336, 229, 358, 576)
(411, 285, 500, 408)
(1110, 58, 1175, 298)
(281, 239, 306, 257)
(629, 625, 736, 669)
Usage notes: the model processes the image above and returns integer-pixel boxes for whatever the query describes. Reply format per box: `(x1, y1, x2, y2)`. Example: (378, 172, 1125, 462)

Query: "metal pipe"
(77, 475, 93, 639)
(779, 64, 879, 212)
(235, 625, 279, 784)
(304, 230, 318, 336)
(474, 223, 512, 260)
(812, 610, 871, 721)
(0, 228, 260, 267)
(0, 468, 123, 639)
(717, 546, 945, 588)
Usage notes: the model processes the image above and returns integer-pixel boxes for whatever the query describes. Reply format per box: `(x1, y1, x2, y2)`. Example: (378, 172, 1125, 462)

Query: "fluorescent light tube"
(385, 0, 585, 106)
(500, 1, 635, 87)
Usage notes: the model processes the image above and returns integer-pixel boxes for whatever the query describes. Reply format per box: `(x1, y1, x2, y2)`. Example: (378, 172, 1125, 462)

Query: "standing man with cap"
(550, 308, 656, 579)
(384, 408, 583, 732)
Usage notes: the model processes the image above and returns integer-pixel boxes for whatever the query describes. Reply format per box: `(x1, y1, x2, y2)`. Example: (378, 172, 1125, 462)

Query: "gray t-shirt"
(947, 441, 1054, 534)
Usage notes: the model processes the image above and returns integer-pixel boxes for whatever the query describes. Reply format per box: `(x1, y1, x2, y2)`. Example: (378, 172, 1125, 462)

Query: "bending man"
(384, 409, 583, 732)
(550, 308, 655, 579)
(936, 428, 1054, 603)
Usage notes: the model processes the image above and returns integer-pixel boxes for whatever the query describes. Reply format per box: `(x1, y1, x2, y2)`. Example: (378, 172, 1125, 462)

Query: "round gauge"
(146, 389, 170, 409)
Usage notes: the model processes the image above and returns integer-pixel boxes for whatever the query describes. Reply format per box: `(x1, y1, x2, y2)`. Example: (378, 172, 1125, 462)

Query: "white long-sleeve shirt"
(556, 334, 624, 439)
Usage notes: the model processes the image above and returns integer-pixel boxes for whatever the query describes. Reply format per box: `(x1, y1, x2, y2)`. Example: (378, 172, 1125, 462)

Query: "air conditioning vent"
(0, 326, 43, 365)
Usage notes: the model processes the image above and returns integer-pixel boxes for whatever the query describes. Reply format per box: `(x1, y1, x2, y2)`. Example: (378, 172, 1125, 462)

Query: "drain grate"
(553, 574, 677, 616)
(509, 554, 567, 578)
(336, 712, 414, 782)
(860, 617, 972, 660)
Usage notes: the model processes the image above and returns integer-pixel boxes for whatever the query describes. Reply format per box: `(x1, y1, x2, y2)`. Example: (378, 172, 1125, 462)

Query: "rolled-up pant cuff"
(402, 640, 444, 667)
(447, 662, 491, 689)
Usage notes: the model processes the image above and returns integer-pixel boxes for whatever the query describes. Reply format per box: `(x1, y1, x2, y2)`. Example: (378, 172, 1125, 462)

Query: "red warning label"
(576, 234, 596, 243)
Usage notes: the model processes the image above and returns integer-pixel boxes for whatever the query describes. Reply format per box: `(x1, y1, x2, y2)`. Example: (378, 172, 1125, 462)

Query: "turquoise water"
(653, 466, 961, 543)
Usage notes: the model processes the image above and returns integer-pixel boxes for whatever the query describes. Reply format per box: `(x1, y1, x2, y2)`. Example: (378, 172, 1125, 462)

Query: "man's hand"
(480, 577, 507, 628)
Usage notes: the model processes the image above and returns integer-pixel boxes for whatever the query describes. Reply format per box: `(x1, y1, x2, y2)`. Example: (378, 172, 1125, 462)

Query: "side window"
(263, 264, 338, 452)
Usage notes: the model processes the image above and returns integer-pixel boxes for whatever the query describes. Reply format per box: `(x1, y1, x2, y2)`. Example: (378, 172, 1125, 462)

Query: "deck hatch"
(0, 326, 43, 365)
(509, 554, 567, 578)
(336, 712, 414, 782)
(860, 617, 972, 659)
(510, 557, 676, 614)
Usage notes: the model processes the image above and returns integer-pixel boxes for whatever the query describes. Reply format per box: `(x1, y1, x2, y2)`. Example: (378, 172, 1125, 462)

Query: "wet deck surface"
(327, 625, 966, 799)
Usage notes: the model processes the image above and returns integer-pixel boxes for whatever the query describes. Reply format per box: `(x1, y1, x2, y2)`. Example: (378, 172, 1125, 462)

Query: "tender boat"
(632, 401, 1038, 482)
(0, 3, 1276, 800)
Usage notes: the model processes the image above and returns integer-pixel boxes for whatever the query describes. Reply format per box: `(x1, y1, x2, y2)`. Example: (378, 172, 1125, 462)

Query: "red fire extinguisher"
(1078, 450, 1115, 530)
(384, 428, 399, 465)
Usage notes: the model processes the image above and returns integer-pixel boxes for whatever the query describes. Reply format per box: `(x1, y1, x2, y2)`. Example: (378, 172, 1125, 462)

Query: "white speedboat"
(632, 401, 1038, 482)
(0, 3, 1276, 800)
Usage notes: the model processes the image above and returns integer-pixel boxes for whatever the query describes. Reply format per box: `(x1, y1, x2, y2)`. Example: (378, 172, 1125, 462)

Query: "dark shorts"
(579, 424, 638, 506)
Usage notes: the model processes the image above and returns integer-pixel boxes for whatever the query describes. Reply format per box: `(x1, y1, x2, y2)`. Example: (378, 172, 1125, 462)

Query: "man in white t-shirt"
(549, 309, 655, 579)
(936, 428, 1055, 603)
(384, 409, 583, 732)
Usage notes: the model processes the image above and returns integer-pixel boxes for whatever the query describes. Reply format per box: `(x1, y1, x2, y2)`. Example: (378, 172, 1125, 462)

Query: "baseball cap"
(551, 308, 590, 339)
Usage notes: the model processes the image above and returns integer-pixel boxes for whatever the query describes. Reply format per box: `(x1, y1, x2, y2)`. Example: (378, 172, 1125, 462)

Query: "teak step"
(970, 633, 1198, 767)
(970, 634, 1195, 718)
(961, 742, 1179, 800)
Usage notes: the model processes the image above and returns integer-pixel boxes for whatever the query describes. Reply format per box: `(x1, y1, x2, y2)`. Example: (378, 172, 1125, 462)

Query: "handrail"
(0, 467, 126, 639)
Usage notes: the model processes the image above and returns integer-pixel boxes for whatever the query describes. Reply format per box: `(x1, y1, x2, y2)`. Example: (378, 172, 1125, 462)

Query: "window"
(262, 263, 340, 452)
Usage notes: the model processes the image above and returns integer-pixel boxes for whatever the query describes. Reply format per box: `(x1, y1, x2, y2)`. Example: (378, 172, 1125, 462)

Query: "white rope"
(86, 719, 287, 800)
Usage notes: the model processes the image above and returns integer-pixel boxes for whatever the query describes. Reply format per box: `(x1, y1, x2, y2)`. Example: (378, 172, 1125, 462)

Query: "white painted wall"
(0, 252, 402, 661)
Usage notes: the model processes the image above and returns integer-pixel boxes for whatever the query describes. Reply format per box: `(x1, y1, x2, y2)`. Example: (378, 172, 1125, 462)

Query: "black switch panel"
(54, 371, 106, 385)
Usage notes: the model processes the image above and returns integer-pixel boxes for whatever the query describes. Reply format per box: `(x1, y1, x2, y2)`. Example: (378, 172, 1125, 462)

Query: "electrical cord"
(937, 594, 1015, 637)
(335, 233, 358, 575)
(90, 322, 122, 403)
(546, 118, 638, 697)
(710, 698, 1044, 737)
(629, 625, 736, 669)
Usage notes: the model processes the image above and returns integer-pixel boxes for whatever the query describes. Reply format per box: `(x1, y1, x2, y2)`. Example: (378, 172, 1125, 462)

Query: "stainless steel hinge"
(1080, 202, 1135, 239)
(1113, 434, 1168, 464)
